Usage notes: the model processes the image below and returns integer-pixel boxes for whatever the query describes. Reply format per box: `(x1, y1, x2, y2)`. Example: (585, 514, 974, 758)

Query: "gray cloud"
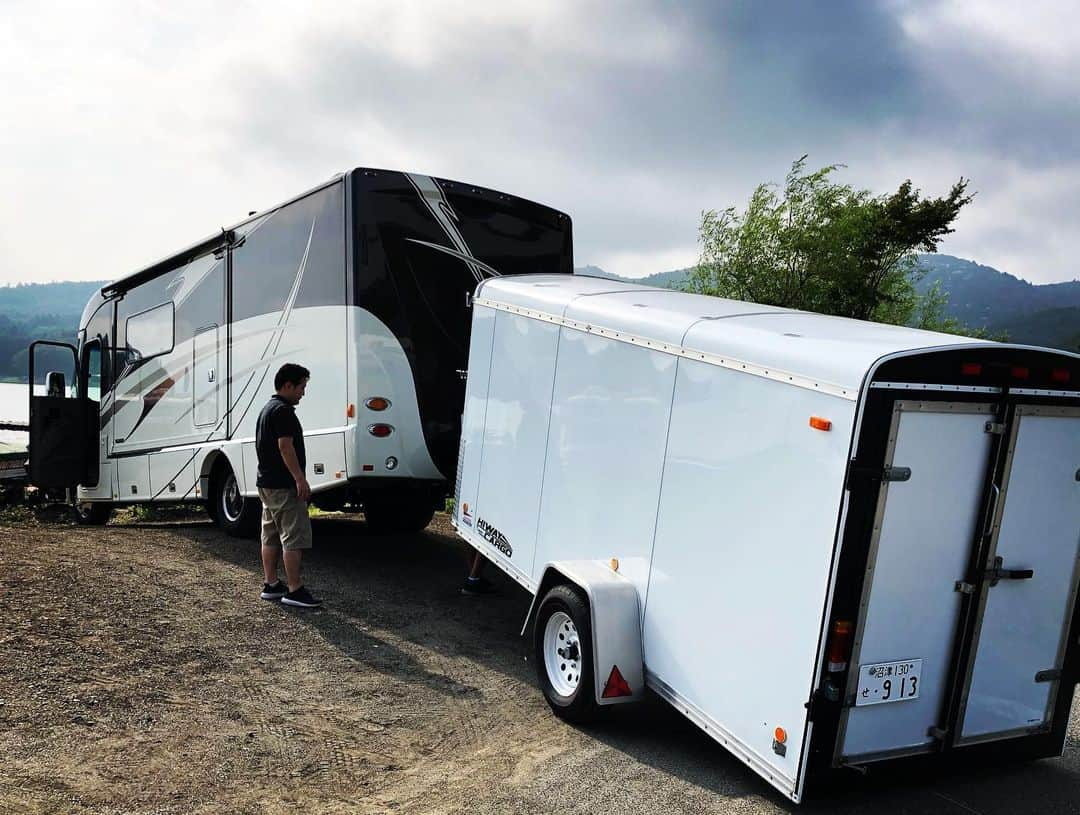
(1, 1, 1077, 284)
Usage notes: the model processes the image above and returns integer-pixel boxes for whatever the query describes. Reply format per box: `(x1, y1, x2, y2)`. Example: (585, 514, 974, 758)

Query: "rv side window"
(125, 302, 175, 363)
(82, 340, 102, 402)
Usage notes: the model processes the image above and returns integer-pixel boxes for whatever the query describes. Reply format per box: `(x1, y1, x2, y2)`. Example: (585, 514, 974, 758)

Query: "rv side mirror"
(46, 371, 66, 397)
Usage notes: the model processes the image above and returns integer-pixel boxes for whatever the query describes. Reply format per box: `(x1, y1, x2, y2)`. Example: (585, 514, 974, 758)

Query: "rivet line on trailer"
(474, 297, 857, 401)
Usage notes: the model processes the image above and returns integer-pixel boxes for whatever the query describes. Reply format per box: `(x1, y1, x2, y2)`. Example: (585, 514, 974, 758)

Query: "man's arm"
(278, 437, 311, 501)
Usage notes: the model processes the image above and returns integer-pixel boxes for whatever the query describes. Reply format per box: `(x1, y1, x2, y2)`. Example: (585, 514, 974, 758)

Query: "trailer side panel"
(643, 356, 855, 793)
(533, 329, 677, 601)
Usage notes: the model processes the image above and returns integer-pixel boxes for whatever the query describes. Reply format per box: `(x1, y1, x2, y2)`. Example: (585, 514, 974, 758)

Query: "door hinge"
(927, 726, 948, 741)
(883, 466, 912, 482)
(954, 581, 976, 595)
(1035, 669, 1062, 683)
(984, 421, 1006, 435)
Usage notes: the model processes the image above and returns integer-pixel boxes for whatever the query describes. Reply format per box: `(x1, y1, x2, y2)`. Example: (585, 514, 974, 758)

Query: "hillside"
(0, 281, 107, 382)
(575, 256, 1080, 353)
(0, 255, 1074, 383)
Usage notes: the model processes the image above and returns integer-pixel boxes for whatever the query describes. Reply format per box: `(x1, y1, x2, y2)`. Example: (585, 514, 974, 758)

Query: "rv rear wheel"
(212, 466, 260, 538)
(533, 584, 599, 723)
(73, 501, 113, 526)
(362, 492, 436, 534)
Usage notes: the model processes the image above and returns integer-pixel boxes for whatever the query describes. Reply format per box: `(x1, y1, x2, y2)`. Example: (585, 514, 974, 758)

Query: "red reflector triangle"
(601, 665, 632, 698)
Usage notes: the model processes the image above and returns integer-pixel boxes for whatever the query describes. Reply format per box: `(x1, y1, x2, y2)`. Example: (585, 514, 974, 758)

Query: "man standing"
(256, 363, 322, 608)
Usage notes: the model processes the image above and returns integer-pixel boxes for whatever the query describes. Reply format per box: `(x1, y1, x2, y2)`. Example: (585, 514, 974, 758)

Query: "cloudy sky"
(1, 0, 1077, 285)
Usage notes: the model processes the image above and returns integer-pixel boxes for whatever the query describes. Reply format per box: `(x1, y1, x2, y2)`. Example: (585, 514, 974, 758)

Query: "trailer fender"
(523, 561, 644, 706)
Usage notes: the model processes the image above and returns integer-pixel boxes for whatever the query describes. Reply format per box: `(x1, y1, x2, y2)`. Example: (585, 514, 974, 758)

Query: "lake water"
(0, 382, 38, 445)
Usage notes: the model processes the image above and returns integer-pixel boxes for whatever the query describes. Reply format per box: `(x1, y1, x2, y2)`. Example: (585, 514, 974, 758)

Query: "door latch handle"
(986, 555, 1034, 587)
(981, 483, 1001, 539)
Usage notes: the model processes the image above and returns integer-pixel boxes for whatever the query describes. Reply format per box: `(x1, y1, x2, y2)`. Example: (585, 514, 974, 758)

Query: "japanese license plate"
(855, 659, 922, 707)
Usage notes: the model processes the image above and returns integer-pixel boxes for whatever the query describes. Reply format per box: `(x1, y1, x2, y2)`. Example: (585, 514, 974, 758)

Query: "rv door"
(28, 340, 96, 489)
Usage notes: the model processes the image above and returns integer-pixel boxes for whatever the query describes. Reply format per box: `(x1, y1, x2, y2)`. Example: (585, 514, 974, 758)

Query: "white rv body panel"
(453, 274, 1080, 803)
(149, 449, 199, 499)
(346, 307, 445, 482)
(84, 302, 438, 504)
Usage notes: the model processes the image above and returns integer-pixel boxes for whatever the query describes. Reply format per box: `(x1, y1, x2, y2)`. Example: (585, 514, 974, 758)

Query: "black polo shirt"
(255, 395, 306, 488)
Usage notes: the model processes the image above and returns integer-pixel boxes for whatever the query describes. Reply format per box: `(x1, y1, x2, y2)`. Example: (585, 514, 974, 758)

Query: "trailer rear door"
(956, 405, 1080, 744)
(838, 401, 996, 762)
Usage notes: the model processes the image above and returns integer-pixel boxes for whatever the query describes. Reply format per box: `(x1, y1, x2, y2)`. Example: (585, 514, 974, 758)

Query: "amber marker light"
(346, 403, 355, 418)
(774, 727, 787, 744)
(809, 416, 832, 432)
(610, 558, 620, 572)
(365, 397, 391, 411)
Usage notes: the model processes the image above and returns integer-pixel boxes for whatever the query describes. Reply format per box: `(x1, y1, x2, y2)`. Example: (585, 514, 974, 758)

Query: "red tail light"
(601, 665, 633, 699)
(368, 424, 394, 438)
(1011, 366, 1030, 380)
(1051, 368, 1071, 384)
(961, 362, 982, 376)
(827, 620, 853, 673)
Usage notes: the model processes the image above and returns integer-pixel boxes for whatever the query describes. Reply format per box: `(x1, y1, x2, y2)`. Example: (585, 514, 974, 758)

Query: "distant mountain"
(0, 281, 107, 382)
(575, 265, 691, 289)
(913, 255, 1080, 351)
(0, 280, 107, 321)
(574, 255, 1080, 353)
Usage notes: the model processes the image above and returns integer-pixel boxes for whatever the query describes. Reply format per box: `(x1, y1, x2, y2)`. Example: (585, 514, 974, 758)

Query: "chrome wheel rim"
(222, 472, 244, 523)
(543, 611, 581, 698)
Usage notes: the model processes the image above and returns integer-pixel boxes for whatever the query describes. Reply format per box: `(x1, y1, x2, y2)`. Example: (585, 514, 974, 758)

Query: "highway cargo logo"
(477, 518, 513, 558)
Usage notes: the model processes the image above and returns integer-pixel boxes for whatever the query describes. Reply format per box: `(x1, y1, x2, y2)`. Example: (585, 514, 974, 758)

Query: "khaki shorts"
(258, 487, 313, 551)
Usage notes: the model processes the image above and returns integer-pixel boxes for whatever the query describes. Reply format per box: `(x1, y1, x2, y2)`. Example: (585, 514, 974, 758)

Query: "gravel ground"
(1, 507, 1078, 814)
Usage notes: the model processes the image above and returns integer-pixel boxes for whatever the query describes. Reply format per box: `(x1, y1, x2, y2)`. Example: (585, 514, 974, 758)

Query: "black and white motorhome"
(28, 169, 572, 533)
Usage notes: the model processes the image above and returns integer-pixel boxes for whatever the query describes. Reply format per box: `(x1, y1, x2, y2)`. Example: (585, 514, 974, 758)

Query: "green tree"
(684, 157, 976, 330)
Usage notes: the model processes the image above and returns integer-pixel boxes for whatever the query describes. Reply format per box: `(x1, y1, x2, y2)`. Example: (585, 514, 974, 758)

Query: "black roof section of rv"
(100, 168, 569, 298)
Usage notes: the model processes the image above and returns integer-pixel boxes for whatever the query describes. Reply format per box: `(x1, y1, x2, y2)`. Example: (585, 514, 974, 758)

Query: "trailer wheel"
(212, 465, 260, 538)
(362, 492, 435, 534)
(72, 501, 112, 526)
(533, 584, 599, 723)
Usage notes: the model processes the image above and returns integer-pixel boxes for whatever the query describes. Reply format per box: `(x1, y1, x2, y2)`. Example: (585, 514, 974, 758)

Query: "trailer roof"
(476, 274, 985, 395)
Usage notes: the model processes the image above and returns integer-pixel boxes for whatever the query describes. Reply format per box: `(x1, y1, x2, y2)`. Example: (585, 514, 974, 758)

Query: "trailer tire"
(533, 584, 600, 723)
(72, 501, 112, 526)
(362, 492, 436, 534)
(211, 465, 260, 538)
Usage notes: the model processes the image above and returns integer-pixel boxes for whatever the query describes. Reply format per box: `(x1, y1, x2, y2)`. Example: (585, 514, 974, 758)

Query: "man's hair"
(274, 363, 310, 390)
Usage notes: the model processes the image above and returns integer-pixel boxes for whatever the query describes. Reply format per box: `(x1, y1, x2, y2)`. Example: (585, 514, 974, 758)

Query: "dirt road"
(1, 509, 1078, 814)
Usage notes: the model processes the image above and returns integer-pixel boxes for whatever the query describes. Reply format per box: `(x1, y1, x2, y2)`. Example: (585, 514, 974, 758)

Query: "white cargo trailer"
(452, 274, 1080, 802)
